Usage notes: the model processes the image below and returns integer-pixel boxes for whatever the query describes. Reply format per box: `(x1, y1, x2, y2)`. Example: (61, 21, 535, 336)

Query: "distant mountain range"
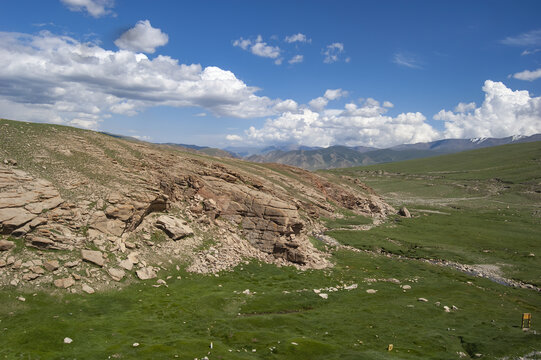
(244, 134, 541, 170)
(104, 133, 541, 169)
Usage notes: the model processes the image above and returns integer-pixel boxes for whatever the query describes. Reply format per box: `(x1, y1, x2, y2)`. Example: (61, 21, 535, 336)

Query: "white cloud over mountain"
(0, 30, 293, 129)
(114, 20, 168, 54)
(434, 80, 541, 139)
(60, 0, 114, 18)
(243, 89, 438, 148)
(237, 81, 541, 148)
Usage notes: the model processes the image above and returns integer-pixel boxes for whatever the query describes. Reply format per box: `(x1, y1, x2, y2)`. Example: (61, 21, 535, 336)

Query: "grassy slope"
(1, 254, 539, 359)
(324, 142, 541, 284)
(0, 122, 540, 359)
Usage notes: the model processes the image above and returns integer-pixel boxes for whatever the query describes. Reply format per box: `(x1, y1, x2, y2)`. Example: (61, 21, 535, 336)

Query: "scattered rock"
(401, 285, 411, 290)
(43, 260, 60, 272)
(136, 267, 157, 280)
(64, 337, 73, 344)
(64, 260, 80, 268)
(443, 306, 451, 313)
(119, 259, 134, 271)
(17, 296, 25, 302)
(30, 266, 45, 275)
(155, 215, 194, 240)
(398, 207, 411, 218)
(82, 284, 95, 294)
(54, 277, 75, 289)
(81, 249, 105, 267)
(0, 239, 15, 251)
(132, 343, 139, 347)
(366, 289, 377, 294)
(125, 241, 136, 249)
(23, 273, 40, 281)
(318, 293, 328, 299)
(418, 298, 428, 302)
(108, 268, 125, 281)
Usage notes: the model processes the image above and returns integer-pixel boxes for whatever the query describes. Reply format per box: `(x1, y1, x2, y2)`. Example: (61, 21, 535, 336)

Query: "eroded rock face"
(0, 167, 64, 235)
(0, 121, 394, 292)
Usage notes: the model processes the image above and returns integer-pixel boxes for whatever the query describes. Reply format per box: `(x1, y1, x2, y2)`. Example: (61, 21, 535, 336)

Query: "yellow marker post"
(522, 313, 531, 329)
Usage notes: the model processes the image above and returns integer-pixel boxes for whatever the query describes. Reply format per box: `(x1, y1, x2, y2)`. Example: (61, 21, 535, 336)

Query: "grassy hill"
(0, 121, 539, 359)
(323, 142, 541, 284)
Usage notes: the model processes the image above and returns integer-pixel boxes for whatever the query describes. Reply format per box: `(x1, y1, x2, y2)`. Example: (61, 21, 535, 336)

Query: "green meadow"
(1, 142, 540, 359)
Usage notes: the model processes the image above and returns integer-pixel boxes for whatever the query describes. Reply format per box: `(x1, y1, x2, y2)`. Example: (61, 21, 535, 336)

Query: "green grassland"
(325, 141, 541, 285)
(1, 130, 540, 359)
(1, 252, 539, 359)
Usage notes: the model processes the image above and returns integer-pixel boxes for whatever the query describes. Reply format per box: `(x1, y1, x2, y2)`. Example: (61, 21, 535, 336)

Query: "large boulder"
(136, 266, 157, 280)
(54, 277, 75, 288)
(81, 249, 105, 267)
(155, 215, 193, 240)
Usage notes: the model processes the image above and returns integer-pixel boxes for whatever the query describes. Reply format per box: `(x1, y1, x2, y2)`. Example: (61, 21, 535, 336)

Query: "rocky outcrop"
(0, 119, 394, 293)
(0, 167, 64, 235)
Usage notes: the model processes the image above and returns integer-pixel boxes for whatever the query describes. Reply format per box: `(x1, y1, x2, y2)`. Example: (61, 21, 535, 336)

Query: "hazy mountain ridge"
(245, 134, 541, 170)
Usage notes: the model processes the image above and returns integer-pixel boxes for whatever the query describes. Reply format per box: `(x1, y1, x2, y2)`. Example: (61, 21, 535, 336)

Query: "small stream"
(314, 232, 541, 292)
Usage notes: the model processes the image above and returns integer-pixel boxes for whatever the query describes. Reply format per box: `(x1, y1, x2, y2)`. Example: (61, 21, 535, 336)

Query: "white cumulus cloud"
(512, 68, 541, 81)
(114, 20, 168, 54)
(60, 0, 114, 18)
(246, 94, 438, 148)
(240, 81, 541, 148)
(226, 134, 243, 141)
(284, 33, 310, 43)
(434, 80, 541, 138)
(233, 35, 281, 63)
(308, 89, 347, 111)
(454, 102, 476, 113)
(323, 43, 344, 64)
(288, 55, 303, 64)
(0, 30, 296, 129)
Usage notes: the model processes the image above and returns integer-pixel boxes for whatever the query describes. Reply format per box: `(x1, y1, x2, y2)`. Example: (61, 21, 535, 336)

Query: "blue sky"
(1, 0, 541, 148)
